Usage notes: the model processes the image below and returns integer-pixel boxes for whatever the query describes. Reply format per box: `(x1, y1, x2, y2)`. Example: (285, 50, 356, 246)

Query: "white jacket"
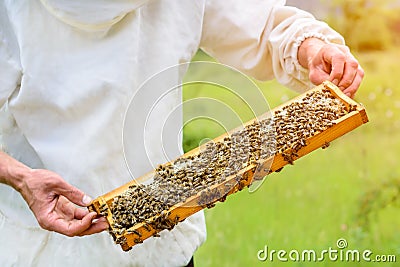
(0, 0, 344, 266)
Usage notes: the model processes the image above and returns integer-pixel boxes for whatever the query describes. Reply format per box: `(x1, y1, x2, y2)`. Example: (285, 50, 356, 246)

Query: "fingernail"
(332, 79, 339, 85)
(82, 195, 92, 205)
(345, 92, 351, 97)
(92, 217, 106, 223)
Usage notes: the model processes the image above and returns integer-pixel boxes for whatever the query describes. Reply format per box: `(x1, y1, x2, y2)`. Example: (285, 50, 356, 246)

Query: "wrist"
(0, 151, 31, 193)
(298, 37, 326, 69)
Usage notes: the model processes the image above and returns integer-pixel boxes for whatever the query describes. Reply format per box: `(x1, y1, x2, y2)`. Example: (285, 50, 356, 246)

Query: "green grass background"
(182, 49, 400, 266)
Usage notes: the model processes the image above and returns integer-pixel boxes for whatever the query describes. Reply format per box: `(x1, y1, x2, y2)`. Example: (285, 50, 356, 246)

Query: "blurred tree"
(324, 0, 400, 51)
(357, 177, 400, 230)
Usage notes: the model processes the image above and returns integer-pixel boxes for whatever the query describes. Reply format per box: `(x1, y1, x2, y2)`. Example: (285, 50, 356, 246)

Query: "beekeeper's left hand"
(298, 37, 364, 98)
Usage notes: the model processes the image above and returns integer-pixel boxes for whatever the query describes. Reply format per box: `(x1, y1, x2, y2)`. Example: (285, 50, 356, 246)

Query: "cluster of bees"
(109, 88, 352, 245)
(274, 89, 354, 163)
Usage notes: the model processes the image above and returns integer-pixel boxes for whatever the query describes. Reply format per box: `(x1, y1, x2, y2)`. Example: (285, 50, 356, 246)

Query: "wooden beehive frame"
(88, 81, 368, 251)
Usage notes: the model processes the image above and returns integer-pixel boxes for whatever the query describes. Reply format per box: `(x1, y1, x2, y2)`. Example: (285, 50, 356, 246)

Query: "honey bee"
(321, 142, 330, 149)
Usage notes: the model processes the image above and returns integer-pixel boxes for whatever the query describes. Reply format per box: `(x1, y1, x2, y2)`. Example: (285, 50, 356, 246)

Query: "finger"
(343, 68, 364, 98)
(68, 212, 98, 237)
(52, 212, 97, 237)
(56, 196, 94, 220)
(325, 49, 346, 85)
(54, 179, 92, 207)
(74, 207, 89, 220)
(78, 217, 109, 236)
(337, 57, 359, 90)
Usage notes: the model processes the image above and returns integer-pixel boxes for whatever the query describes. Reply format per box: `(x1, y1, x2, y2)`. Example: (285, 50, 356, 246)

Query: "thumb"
(54, 179, 92, 207)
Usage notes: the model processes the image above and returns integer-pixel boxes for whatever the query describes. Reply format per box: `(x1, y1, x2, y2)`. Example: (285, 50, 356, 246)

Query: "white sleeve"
(0, 3, 22, 107)
(200, 0, 345, 92)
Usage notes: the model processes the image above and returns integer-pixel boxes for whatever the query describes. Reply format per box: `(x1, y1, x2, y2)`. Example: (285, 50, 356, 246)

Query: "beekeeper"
(0, 0, 363, 266)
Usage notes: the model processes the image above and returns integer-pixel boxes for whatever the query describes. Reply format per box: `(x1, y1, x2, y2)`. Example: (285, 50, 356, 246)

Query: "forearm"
(0, 151, 31, 193)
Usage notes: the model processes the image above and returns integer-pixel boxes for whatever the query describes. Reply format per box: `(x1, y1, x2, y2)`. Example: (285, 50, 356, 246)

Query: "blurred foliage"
(357, 178, 400, 230)
(324, 0, 400, 51)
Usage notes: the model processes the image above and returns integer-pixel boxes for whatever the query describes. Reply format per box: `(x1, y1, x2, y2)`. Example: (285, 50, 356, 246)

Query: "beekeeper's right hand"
(0, 151, 109, 237)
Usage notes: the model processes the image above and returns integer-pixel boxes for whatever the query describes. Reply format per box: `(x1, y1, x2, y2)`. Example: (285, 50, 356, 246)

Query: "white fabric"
(0, 0, 344, 266)
(200, 0, 344, 90)
(39, 0, 151, 31)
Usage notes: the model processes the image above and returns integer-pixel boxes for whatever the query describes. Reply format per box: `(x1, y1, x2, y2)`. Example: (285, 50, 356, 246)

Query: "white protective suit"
(0, 0, 344, 266)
